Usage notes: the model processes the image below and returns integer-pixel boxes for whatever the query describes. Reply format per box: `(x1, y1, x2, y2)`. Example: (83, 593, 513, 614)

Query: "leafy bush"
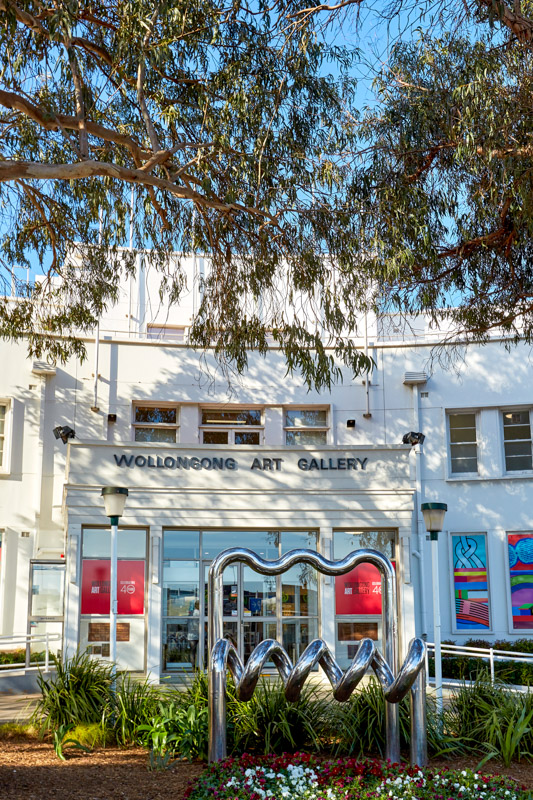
(429, 638, 533, 685)
(327, 679, 455, 759)
(31, 652, 114, 734)
(112, 676, 162, 746)
(445, 672, 533, 764)
(229, 678, 330, 755)
(0, 649, 48, 665)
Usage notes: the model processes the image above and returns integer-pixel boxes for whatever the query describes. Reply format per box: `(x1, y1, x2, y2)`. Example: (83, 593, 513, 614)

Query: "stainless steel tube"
(410, 657, 428, 767)
(207, 547, 422, 764)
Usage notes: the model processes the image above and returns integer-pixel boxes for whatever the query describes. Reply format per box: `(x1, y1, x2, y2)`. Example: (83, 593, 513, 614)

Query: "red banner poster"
(335, 563, 385, 615)
(81, 560, 145, 615)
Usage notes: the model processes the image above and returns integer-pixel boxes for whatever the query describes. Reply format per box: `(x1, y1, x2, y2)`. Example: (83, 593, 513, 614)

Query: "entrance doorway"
(162, 529, 319, 673)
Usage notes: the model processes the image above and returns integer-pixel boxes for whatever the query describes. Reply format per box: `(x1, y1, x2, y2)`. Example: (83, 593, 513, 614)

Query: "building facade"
(1, 259, 533, 679)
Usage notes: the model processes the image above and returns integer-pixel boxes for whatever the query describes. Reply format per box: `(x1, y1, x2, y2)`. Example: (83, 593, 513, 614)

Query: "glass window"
(30, 563, 65, 618)
(333, 530, 395, 668)
(284, 408, 328, 445)
(0, 404, 6, 468)
(133, 405, 178, 443)
(334, 530, 395, 560)
(163, 531, 200, 560)
(82, 528, 147, 559)
(202, 530, 279, 560)
(200, 408, 263, 445)
(448, 413, 478, 474)
(201, 409, 261, 425)
(503, 411, 532, 472)
(281, 531, 318, 553)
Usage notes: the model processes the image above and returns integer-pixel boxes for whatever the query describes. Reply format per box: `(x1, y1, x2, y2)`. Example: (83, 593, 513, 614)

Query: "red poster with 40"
(81, 560, 145, 615)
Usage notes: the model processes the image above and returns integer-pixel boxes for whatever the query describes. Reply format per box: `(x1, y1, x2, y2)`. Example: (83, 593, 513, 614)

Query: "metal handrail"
(426, 641, 533, 684)
(0, 632, 61, 672)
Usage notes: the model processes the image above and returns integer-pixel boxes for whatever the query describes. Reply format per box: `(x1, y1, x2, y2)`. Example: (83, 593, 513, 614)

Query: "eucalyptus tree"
(0, 0, 532, 389)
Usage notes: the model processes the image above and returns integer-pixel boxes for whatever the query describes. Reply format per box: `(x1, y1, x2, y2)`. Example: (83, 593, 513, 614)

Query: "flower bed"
(185, 753, 528, 800)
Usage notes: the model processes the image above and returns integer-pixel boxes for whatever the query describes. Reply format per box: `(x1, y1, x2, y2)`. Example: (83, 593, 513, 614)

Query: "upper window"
(284, 409, 328, 445)
(146, 325, 186, 342)
(200, 408, 262, 445)
(503, 410, 532, 472)
(0, 400, 11, 473)
(448, 412, 478, 474)
(0, 403, 6, 467)
(133, 405, 179, 443)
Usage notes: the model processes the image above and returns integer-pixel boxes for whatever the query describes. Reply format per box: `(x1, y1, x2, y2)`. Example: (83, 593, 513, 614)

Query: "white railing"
(426, 641, 533, 686)
(0, 632, 62, 672)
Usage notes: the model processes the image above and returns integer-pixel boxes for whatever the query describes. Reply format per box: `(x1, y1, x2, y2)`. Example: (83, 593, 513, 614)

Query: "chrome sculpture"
(208, 547, 427, 765)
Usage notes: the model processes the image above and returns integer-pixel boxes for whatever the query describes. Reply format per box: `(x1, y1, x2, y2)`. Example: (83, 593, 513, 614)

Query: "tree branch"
(0, 159, 277, 220)
(477, 0, 533, 42)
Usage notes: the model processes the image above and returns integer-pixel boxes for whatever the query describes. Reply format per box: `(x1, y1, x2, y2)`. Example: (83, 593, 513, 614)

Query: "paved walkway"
(0, 693, 39, 724)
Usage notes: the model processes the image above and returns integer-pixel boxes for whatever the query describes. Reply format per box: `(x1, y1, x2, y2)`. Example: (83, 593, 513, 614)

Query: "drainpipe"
(403, 373, 429, 638)
(363, 313, 372, 419)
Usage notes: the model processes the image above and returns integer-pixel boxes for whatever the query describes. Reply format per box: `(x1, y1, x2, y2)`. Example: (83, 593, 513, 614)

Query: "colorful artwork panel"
(452, 534, 490, 630)
(508, 533, 533, 630)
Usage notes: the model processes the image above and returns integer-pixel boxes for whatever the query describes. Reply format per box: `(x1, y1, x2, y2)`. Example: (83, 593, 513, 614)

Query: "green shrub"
(112, 676, 163, 746)
(229, 678, 329, 756)
(32, 652, 114, 734)
(429, 639, 533, 685)
(445, 672, 533, 763)
(326, 679, 454, 759)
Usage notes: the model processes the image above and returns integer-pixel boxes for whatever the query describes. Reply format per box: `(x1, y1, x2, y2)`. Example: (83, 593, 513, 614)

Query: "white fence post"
(45, 633, 49, 672)
(489, 647, 495, 683)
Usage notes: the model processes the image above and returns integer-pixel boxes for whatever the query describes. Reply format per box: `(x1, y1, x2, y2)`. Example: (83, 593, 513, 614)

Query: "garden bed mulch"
(1, 740, 532, 798)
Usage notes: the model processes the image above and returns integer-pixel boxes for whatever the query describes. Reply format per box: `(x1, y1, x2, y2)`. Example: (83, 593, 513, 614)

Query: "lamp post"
(421, 502, 447, 718)
(101, 487, 128, 689)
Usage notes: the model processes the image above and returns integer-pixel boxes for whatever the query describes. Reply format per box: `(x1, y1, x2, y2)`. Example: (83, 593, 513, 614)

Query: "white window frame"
(446, 410, 479, 477)
(199, 407, 264, 445)
(501, 408, 533, 475)
(0, 398, 12, 475)
(283, 406, 330, 446)
(132, 403, 180, 443)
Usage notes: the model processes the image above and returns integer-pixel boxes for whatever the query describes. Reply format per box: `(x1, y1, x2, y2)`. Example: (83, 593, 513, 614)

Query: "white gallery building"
(1, 258, 533, 680)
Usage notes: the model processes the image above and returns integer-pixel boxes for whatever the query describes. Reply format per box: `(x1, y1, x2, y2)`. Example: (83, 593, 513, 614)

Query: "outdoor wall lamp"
(53, 425, 75, 444)
(101, 487, 129, 689)
(402, 431, 425, 446)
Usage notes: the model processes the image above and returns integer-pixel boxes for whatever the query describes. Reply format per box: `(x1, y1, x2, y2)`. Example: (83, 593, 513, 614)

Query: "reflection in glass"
(31, 564, 64, 617)
(243, 567, 276, 617)
(282, 619, 317, 662)
(83, 528, 147, 559)
(134, 428, 176, 443)
(204, 564, 240, 616)
(281, 531, 317, 554)
(282, 564, 318, 616)
(163, 562, 199, 616)
(163, 621, 198, 670)
(135, 406, 176, 424)
(202, 531, 279, 560)
(333, 530, 395, 560)
(335, 621, 381, 670)
(163, 531, 200, 560)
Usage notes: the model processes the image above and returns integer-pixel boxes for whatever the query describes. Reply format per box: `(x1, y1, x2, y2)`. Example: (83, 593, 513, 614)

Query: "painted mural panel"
(508, 533, 533, 630)
(452, 534, 490, 630)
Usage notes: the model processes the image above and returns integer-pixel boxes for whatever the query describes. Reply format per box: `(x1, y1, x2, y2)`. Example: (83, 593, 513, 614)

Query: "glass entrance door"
(162, 528, 319, 674)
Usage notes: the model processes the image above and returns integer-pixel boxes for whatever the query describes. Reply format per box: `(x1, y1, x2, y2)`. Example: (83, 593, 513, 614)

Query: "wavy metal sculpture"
(208, 547, 427, 766)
